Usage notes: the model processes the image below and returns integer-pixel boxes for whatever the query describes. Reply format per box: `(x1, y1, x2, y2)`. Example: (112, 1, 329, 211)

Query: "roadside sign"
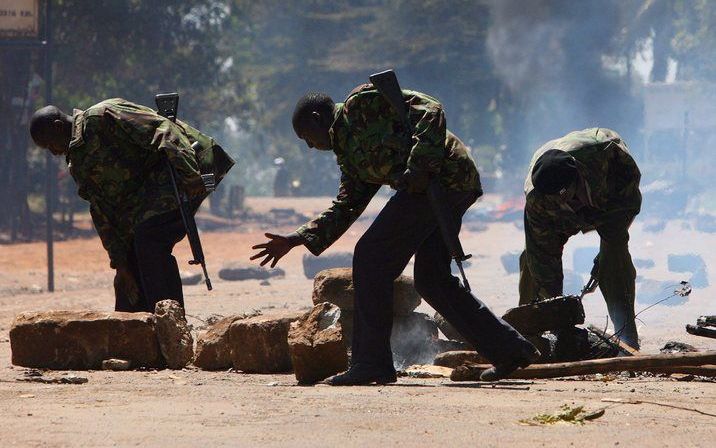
(0, 0, 40, 38)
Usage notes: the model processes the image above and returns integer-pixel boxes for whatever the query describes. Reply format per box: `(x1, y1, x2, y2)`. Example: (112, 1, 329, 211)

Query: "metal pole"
(44, 0, 54, 292)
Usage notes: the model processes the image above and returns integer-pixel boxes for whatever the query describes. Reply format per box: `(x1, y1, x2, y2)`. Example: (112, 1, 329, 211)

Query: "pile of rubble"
(9, 268, 470, 384)
(10, 300, 193, 370)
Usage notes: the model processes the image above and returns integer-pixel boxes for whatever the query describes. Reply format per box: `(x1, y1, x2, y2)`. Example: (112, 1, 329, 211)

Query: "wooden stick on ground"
(451, 351, 716, 381)
(686, 324, 716, 339)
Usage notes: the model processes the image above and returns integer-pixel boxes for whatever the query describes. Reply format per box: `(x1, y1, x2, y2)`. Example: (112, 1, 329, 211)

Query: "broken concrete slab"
(154, 300, 194, 369)
(302, 252, 353, 279)
(633, 258, 655, 269)
(229, 311, 303, 373)
(288, 302, 348, 384)
(500, 251, 520, 275)
(180, 271, 202, 286)
(311, 268, 421, 315)
(218, 262, 285, 281)
(10, 311, 163, 369)
(193, 313, 257, 370)
(668, 254, 705, 273)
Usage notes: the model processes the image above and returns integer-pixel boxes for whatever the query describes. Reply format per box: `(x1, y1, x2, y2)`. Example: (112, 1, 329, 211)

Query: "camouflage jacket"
(67, 98, 233, 269)
(523, 128, 642, 291)
(296, 84, 481, 255)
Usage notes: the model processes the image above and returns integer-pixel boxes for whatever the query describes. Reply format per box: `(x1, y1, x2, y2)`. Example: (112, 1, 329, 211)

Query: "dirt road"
(1, 196, 714, 447)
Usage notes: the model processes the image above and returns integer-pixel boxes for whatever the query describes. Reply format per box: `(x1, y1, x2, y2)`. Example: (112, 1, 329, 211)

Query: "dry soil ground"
(0, 196, 715, 447)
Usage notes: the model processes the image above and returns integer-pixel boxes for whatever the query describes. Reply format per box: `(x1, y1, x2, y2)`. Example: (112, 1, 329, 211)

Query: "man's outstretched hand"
(250, 232, 305, 268)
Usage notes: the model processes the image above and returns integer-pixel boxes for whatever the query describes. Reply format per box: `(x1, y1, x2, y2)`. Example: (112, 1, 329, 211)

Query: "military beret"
(531, 149, 577, 195)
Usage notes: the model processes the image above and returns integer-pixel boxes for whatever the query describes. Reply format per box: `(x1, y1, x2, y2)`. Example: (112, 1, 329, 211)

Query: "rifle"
(369, 70, 473, 291)
(155, 93, 213, 291)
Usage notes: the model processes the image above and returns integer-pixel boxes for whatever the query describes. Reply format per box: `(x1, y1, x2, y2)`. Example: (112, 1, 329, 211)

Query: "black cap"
(531, 149, 578, 195)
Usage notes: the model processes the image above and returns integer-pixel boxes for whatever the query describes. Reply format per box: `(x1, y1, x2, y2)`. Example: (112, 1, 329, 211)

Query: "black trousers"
(351, 189, 532, 370)
(115, 210, 186, 313)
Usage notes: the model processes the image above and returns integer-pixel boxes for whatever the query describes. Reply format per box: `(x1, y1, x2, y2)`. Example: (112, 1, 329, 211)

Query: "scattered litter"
(520, 404, 605, 425)
(265, 381, 279, 387)
(17, 375, 88, 385)
(19, 394, 35, 398)
(660, 341, 698, 354)
(601, 398, 716, 418)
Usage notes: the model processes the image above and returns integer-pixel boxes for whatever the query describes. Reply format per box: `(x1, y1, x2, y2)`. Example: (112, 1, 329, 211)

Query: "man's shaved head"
(292, 92, 335, 151)
(29, 105, 72, 155)
(292, 92, 335, 132)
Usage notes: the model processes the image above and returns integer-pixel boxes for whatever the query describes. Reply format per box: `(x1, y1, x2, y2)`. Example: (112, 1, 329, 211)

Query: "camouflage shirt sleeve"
(89, 201, 131, 269)
(103, 105, 204, 196)
(405, 93, 447, 175)
(523, 199, 573, 298)
(295, 168, 380, 256)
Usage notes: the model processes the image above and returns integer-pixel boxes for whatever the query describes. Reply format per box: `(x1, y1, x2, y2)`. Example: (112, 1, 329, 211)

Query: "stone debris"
(401, 364, 453, 378)
(660, 341, 698, 354)
(288, 302, 348, 384)
(218, 262, 285, 281)
(10, 311, 163, 369)
(194, 313, 258, 370)
(102, 359, 132, 371)
(17, 370, 88, 384)
(433, 350, 489, 368)
(228, 311, 303, 373)
(302, 252, 353, 279)
(311, 268, 421, 315)
(154, 300, 194, 369)
(180, 271, 203, 286)
(502, 295, 585, 336)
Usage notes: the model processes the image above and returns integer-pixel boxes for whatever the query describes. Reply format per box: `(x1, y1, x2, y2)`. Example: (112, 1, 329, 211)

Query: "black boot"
(479, 343, 541, 381)
(323, 363, 397, 386)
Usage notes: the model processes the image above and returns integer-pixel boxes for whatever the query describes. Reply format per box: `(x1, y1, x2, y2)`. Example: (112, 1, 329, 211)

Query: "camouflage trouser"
(518, 215, 639, 349)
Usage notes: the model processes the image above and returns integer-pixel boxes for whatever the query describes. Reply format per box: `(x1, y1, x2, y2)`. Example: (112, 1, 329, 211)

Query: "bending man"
(519, 128, 642, 348)
(251, 83, 538, 385)
(30, 98, 233, 312)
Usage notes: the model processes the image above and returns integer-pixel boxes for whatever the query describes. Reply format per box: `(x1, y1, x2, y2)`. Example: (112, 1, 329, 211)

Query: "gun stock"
(369, 70, 472, 291)
(155, 93, 213, 291)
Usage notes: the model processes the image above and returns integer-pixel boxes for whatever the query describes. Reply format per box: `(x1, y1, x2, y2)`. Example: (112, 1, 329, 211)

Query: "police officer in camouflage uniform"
(252, 84, 538, 385)
(519, 128, 642, 349)
(30, 99, 233, 313)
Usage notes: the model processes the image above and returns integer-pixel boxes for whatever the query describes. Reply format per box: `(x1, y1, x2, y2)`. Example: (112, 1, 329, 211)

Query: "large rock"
(228, 312, 303, 373)
(194, 314, 253, 370)
(219, 262, 285, 281)
(502, 295, 585, 335)
(433, 350, 489, 368)
(302, 252, 353, 279)
(311, 268, 421, 315)
(154, 300, 194, 369)
(10, 311, 163, 369)
(288, 303, 348, 384)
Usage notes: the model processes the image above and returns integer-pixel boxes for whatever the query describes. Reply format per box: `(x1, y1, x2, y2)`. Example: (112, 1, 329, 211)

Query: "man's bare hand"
(114, 267, 141, 306)
(250, 232, 304, 268)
